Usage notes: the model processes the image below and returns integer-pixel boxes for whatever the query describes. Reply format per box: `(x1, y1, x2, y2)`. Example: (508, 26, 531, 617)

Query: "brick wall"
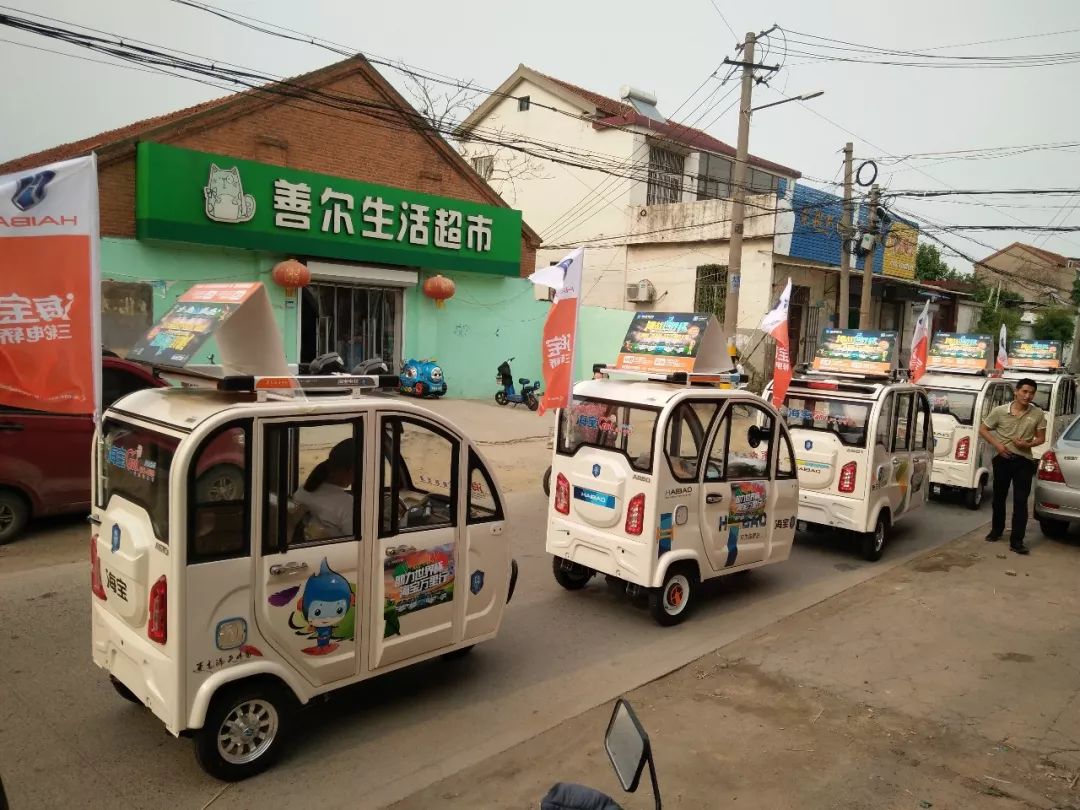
(97, 67, 537, 276)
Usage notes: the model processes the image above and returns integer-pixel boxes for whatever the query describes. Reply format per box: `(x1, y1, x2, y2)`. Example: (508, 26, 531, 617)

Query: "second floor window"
(646, 145, 685, 205)
(471, 155, 494, 181)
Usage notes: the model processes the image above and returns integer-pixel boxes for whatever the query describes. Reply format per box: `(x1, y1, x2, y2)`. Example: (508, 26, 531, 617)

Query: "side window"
(467, 450, 502, 524)
(665, 401, 720, 482)
(892, 393, 914, 452)
(380, 418, 458, 536)
(263, 421, 359, 553)
(981, 387, 996, 420)
(777, 428, 797, 479)
(189, 422, 250, 564)
(724, 402, 774, 480)
(876, 393, 894, 449)
(914, 394, 931, 450)
(102, 367, 151, 410)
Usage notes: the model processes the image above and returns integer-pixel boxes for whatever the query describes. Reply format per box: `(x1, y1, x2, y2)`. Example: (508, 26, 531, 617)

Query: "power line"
(706, 0, 739, 44)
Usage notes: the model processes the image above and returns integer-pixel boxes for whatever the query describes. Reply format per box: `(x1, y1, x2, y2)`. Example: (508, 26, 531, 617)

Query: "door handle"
(0, 422, 24, 432)
(706, 493, 723, 504)
(269, 561, 309, 576)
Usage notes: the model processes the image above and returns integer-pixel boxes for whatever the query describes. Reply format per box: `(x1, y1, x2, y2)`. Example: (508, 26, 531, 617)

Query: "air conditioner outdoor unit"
(625, 279, 656, 303)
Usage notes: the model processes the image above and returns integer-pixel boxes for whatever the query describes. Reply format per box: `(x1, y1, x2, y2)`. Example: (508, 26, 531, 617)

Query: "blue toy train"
(400, 358, 447, 398)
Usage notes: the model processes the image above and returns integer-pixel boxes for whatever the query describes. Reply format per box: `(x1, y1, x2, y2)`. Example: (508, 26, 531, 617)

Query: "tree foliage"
(915, 243, 965, 282)
(1034, 307, 1076, 343)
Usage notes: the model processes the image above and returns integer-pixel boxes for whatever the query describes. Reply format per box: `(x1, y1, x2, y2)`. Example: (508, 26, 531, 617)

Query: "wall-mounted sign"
(812, 329, 898, 377)
(136, 143, 523, 277)
(1006, 339, 1063, 370)
(614, 312, 730, 374)
(926, 333, 991, 373)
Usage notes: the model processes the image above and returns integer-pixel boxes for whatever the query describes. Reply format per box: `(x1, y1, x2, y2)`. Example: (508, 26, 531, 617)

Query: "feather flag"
(759, 278, 793, 408)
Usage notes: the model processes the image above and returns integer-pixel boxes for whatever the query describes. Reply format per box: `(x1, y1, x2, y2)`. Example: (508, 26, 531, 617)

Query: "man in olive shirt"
(978, 378, 1046, 554)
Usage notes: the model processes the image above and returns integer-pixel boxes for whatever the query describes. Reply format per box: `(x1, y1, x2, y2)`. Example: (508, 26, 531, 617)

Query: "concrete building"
(974, 242, 1078, 307)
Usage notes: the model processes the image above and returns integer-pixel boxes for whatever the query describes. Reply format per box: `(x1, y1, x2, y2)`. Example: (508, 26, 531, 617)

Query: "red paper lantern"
(271, 259, 311, 290)
(422, 274, 456, 308)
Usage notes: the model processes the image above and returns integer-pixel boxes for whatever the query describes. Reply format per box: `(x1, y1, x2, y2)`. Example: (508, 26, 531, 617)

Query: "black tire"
(441, 645, 475, 661)
(648, 564, 699, 627)
(1040, 517, 1070, 539)
(542, 466, 552, 497)
(526, 392, 539, 411)
(552, 556, 593, 590)
(0, 489, 29, 545)
(861, 513, 889, 562)
(194, 681, 296, 781)
(110, 676, 143, 706)
(964, 476, 986, 510)
(495, 391, 508, 406)
(195, 465, 244, 503)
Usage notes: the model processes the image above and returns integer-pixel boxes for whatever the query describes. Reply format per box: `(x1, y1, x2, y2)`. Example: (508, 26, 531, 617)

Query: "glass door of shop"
(301, 283, 402, 372)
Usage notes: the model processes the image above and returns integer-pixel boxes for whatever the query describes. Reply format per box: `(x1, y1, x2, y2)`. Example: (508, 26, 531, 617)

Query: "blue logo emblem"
(470, 570, 485, 595)
(11, 170, 56, 211)
(111, 524, 121, 553)
(592, 464, 601, 478)
(804, 440, 813, 451)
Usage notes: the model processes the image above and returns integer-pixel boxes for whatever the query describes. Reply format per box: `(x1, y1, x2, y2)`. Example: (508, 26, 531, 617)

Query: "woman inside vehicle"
(293, 439, 355, 538)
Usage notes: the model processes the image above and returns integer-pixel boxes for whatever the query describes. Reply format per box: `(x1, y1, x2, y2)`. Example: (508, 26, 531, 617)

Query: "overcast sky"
(2, 0, 1079, 270)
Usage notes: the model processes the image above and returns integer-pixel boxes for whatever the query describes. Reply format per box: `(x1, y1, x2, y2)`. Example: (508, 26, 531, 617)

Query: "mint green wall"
(101, 237, 295, 363)
(404, 273, 633, 400)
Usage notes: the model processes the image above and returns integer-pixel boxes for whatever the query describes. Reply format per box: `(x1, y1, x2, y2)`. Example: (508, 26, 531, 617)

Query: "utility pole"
(838, 142, 853, 329)
(858, 183, 880, 330)
(723, 30, 758, 341)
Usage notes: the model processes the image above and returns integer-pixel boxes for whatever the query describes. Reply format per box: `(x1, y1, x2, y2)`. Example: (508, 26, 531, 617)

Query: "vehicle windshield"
(99, 419, 178, 541)
(925, 388, 978, 426)
(557, 397, 659, 472)
(782, 395, 872, 447)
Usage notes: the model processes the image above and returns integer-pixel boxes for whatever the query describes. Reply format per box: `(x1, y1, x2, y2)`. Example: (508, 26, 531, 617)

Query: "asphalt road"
(0, 492, 990, 810)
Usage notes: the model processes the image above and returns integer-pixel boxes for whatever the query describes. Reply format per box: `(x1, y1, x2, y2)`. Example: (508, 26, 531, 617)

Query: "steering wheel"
(400, 494, 432, 528)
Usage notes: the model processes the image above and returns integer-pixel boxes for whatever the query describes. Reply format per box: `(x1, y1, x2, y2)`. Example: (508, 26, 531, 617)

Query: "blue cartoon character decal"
(399, 358, 447, 398)
(269, 558, 356, 656)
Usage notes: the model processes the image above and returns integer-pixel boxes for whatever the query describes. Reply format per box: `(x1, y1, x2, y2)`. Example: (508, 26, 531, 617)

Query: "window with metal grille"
(693, 264, 728, 324)
(471, 155, 494, 180)
(646, 145, 685, 205)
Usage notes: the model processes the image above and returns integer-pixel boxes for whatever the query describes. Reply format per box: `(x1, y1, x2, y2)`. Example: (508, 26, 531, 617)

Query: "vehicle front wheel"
(0, 489, 29, 545)
(648, 565, 698, 626)
(964, 477, 986, 510)
(552, 556, 593, 590)
(194, 682, 295, 781)
(526, 392, 539, 411)
(861, 513, 889, 562)
(495, 391, 508, 406)
(1040, 517, 1070, 539)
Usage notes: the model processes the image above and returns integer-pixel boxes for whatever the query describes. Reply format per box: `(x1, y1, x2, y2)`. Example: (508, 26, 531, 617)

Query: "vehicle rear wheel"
(495, 391, 508, 406)
(196, 465, 244, 503)
(860, 513, 889, 562)
(109, 675, 143, 706)
(526, 392, 539, 411)
(542, 466, 552, 497)
(1040, 517, 1070, 539)
(194, 681, 295, 781)
(415, 382, 426, 398)
(0, 489, 29, 545)
(964, 476, 986, 510)
(552, 556, 593, 590)
(648, 565, 698, 627)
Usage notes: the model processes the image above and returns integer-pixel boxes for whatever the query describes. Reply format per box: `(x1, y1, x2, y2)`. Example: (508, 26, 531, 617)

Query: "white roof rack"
(217, 373, 400, 400)
(597, 366, 748, 388)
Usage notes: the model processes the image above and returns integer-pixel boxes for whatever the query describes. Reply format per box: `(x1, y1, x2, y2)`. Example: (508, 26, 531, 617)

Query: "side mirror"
(605, 698, 660, 808)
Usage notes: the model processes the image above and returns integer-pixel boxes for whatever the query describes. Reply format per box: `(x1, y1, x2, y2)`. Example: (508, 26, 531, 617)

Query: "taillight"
(838, 461, 858, 493)
(625, 493, 646, 535)
(147, 576, 167, 644)
(554, 473, 570, 514)
(1039, 451, 1066, 483)
(90, 535, 107, 601)
(955, 437, 970, 461)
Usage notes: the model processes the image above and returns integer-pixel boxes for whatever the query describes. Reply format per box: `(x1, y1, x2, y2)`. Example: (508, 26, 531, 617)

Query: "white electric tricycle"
(546, 370, 799, 626)
(91, 373, 517, 780)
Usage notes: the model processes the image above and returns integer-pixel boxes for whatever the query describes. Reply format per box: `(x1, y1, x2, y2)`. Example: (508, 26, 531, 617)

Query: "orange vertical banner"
(0, 156, 100, 415)
(759, 278, 792, 408)
(529, 248, 584, 415)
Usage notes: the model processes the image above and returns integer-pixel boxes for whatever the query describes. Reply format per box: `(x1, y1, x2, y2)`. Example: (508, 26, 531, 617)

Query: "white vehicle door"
(871, 392, 904, 517)
(890, 391, 918, 516)
(908, 391, 932, 511)
(698, 401, 775, 570)
(255, 417, 363, 687)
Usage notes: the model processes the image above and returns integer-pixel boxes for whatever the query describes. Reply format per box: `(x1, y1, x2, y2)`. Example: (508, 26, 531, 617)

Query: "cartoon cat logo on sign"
(203, 163, 256, 223)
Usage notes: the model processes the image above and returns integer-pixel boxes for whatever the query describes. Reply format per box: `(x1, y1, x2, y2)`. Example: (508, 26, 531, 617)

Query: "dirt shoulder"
(392, 527, 1080, 810)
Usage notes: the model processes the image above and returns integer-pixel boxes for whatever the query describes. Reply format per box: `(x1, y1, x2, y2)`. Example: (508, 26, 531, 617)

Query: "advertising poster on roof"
(615, 312, 712, 374)
(0, 156, 101, 415)
(1007, 339, 1063, 370)
(812, 329, 898, 376)
(926, 333, 992, 373)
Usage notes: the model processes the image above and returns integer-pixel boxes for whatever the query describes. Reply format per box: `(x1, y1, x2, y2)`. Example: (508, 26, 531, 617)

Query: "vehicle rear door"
(889, 391, 917, 516)
(908, 391, 932, 511)
(871, 391, 903, 515)
(786, 393, 871, 500)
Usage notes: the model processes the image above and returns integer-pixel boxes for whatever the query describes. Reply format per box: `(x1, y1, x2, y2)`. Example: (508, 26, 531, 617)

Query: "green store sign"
(136, 142, 523, 277)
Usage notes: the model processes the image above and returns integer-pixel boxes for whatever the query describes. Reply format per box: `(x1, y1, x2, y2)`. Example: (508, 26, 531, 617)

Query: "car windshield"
(782, 395, 872, 447)
(557, 397, 659, 472)
(926, 388, 977, 426)
(99, 419, 178, 542)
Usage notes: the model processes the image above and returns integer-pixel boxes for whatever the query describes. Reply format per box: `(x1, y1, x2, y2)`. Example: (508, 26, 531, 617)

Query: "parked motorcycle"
(496, 358, 541, 411)
(539, 698, 661, 810)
